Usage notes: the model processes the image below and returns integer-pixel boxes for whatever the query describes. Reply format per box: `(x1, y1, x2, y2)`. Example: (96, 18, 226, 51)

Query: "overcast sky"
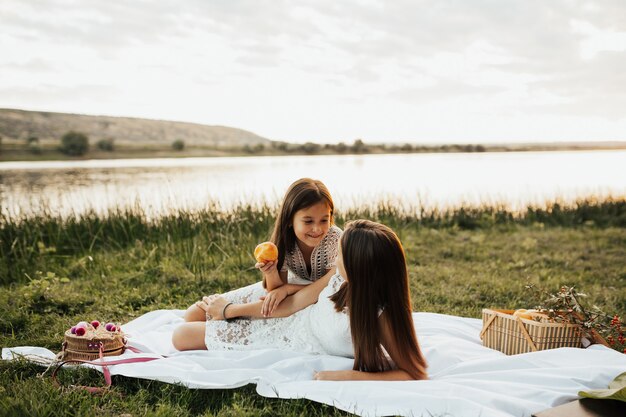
(1, 0, 625, 144)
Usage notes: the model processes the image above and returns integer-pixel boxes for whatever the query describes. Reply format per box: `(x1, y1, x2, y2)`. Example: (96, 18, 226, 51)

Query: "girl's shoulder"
(326, 272, 346, 294)
(331, 272, 345, 287)
(325, 225, 343, 241)
(317, 225, 342, 251)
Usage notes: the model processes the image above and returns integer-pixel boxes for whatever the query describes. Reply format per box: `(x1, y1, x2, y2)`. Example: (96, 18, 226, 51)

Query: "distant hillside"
(0, 108, 271, 147)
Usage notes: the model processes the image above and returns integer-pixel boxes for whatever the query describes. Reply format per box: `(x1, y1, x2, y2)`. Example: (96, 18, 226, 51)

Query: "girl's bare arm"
(209, 272, 334, 319)
(260, 262, 287, 291)
(261, 267, 339, 315)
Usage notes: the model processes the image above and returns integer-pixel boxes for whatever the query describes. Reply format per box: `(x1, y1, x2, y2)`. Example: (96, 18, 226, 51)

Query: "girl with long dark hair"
(183, 178, 341, 321)
(173, 220, 427, 381)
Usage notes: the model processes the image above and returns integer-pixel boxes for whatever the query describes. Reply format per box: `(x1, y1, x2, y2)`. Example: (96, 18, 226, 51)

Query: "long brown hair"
(268, 178, 334, 285)
(330, 220, 427, 380)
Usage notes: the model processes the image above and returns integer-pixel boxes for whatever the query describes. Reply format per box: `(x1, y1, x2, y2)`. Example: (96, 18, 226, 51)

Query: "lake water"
(1, 150, 625, 218)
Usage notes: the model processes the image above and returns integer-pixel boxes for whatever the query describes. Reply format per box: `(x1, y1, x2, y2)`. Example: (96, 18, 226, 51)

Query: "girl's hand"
(313, 370, 360, 381)
(255, 260, 277, 275)
(196, 295, 230, 320)
(260, 286, 288, 317)
(193, 294, 217, 319)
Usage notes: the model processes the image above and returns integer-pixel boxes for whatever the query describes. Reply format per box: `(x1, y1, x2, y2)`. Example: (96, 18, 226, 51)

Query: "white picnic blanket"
(3, 310, 625, 417)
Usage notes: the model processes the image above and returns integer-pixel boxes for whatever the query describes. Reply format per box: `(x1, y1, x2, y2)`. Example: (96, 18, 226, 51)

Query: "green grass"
(1, 199, 625, 416)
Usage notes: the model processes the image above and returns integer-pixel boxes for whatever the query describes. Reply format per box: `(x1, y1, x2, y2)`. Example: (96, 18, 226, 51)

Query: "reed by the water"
(0, 197, 624, 416)
(2, 197, 625, 286)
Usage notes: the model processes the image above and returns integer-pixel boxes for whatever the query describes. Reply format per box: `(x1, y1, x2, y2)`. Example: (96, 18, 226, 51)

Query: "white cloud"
(0, 0, 625, 143)
(571, 19, 626, 59)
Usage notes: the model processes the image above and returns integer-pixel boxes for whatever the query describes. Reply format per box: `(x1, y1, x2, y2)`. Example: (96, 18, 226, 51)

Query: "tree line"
(1, 131, 488, 157)
(0, 131, 188, 156)
(243, 139, 487, 155)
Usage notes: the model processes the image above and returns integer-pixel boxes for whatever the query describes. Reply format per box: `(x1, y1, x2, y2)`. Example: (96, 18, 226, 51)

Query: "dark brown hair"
(330, 220, 427, 380)
(268, 178, 334, 286)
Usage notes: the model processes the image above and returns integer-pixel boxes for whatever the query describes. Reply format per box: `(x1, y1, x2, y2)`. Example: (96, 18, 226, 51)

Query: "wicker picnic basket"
(60, 327, 126, 361)
(480, 308, 584, 355)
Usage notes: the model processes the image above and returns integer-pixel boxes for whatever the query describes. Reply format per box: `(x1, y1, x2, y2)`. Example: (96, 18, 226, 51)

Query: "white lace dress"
(217, 225, 342, 305)
(204, 273, 353, 357)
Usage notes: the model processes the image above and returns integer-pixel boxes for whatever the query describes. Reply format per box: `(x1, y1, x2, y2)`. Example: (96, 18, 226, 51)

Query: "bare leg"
(172, 322, 207, 351)
(184, 303, 207, 322)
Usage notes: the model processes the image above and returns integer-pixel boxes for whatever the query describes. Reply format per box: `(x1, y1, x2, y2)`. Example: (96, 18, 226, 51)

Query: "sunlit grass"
(2, 197, 625, 286)
(0, 197, 624, 416)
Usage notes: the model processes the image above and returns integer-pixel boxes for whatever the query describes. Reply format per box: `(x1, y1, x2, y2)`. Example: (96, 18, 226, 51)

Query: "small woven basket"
(61, 328, 126, 361)
(480, 308, 584, 355)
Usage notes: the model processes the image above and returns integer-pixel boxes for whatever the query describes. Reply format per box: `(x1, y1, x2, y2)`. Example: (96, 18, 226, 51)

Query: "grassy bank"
(1, 200, 625, 416)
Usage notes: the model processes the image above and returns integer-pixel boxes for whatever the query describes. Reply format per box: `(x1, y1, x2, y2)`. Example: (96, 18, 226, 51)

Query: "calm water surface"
(1, 151, 625, 218)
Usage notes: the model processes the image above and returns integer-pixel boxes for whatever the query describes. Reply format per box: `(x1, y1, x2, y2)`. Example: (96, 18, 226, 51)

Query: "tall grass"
(0, 204, 274, 286)
(2, 198, 625, 286)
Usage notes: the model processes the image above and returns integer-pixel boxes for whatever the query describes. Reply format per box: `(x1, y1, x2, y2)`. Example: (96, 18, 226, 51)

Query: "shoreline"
(2, 196, 624, 224)
(2, 143, 626, 163)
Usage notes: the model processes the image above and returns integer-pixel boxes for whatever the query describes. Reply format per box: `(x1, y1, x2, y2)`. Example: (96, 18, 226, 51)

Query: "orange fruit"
(513, 309, 531, 320)
(513, 309, 540, 320)
(254, 242, 278, 263)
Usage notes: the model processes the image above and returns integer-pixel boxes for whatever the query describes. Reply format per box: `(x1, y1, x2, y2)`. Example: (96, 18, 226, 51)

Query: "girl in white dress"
(173, 220, 428, 381)
(182, 178, 341, 321)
